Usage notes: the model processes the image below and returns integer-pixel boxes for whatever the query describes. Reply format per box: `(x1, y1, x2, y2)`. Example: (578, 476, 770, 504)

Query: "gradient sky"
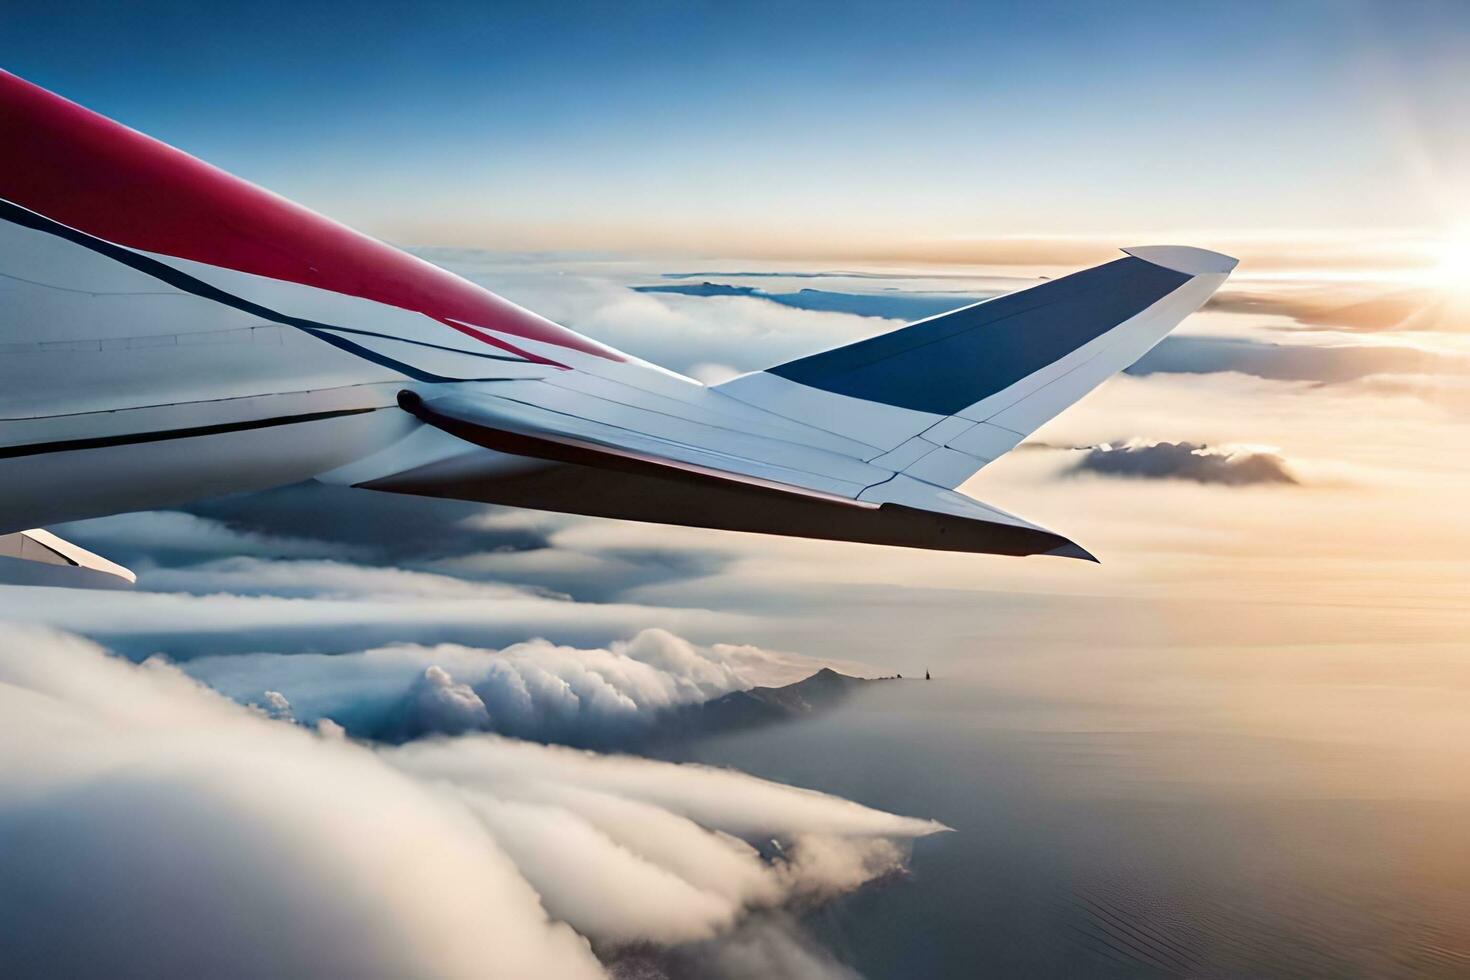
(5, 0, 1468, 255)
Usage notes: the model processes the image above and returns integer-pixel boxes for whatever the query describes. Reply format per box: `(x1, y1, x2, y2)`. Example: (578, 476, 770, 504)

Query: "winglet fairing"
(0, 70, 1235, 579)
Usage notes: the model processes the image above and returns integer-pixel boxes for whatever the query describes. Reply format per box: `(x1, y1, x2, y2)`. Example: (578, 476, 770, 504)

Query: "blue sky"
(4, 1, 1467, 254)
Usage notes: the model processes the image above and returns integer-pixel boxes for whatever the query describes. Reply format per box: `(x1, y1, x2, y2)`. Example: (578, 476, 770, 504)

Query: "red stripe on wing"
(0, 70, 619, 363)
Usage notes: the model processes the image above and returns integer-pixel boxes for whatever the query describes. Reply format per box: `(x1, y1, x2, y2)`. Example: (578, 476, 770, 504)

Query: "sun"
(1432, 227, 1470, 294)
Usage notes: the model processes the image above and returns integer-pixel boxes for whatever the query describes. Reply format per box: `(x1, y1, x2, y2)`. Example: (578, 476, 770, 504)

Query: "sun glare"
(1432, 228, 1470, 294)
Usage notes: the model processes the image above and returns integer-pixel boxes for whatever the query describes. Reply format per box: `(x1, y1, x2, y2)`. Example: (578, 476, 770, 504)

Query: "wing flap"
(370, 388, 1090, 559)
(395, 389, 876, 506)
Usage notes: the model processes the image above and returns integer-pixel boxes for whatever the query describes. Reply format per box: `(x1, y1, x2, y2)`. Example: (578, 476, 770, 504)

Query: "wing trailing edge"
(354, 389, 1093, 559)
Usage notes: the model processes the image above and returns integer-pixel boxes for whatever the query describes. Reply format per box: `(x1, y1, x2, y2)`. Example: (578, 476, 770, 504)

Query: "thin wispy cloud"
(1133, 334, 1466, 386)
(1207, 284, 1465, 333)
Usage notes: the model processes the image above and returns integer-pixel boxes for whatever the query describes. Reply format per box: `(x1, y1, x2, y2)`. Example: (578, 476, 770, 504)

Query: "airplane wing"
(0, 69, 1234, 569)
(327, 246, 1235, 560)
(373, 385, 1080, 559)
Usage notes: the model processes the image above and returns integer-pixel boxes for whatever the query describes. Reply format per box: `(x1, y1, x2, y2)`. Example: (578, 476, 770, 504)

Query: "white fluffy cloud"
(0, 628, 602, 980)
(183, 628, 871, 744)
(0, 628, 943, 978)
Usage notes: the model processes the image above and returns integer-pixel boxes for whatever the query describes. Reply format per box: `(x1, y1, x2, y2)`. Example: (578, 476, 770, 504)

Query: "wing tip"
(0, 529, 137, 588)
(1122, 245, 1238, 276)
(1044, 540, 1100, 563)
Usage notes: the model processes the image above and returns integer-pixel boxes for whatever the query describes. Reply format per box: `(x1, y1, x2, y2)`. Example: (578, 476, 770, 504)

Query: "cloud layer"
(1133, 334, 1465, 386)
(0, 628, 943, 978)
(185, 628, 862, 746)
(1207, 284, 1460, 333)
(9, 249, 1465, 979)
